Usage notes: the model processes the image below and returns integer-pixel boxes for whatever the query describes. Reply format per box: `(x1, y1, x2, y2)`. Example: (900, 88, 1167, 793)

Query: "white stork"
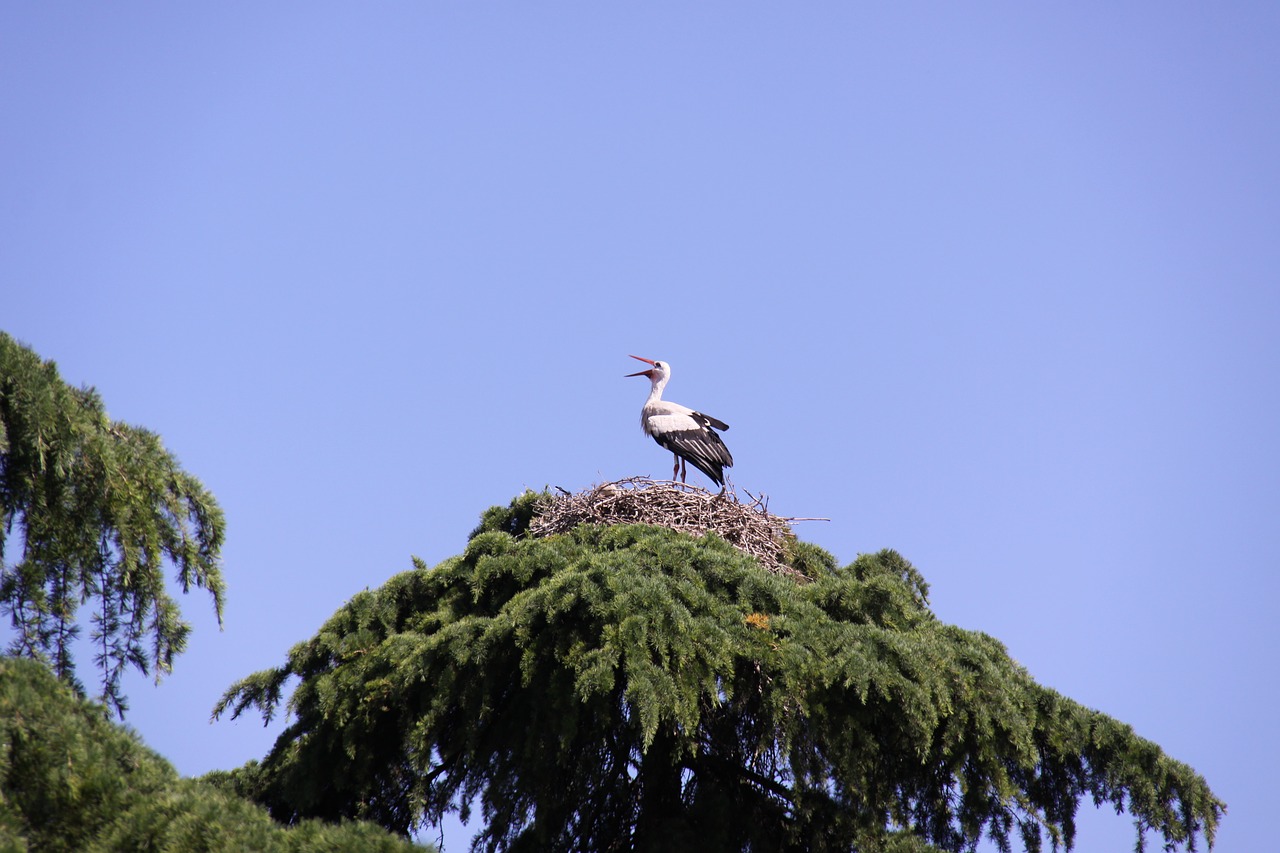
(626, 355, 734, 488)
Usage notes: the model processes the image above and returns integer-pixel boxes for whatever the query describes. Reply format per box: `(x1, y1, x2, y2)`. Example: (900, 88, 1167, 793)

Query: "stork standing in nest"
(626, 355, 734, 488)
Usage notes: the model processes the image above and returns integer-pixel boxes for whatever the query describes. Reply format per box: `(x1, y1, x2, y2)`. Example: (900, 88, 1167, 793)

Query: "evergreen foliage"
(216, 492, 1223, 852)
(0, 333, 225, 716)
(0, 656, 431, 852)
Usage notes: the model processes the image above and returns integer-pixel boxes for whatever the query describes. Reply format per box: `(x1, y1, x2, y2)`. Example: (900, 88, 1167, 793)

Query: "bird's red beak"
(626, 355, 656, 378)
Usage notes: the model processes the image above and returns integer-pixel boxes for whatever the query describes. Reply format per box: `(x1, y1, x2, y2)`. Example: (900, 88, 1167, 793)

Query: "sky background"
(3, 3, 1277, 850)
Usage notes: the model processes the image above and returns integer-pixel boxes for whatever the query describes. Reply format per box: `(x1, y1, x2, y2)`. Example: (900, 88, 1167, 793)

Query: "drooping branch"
(0, 333, 225, 716)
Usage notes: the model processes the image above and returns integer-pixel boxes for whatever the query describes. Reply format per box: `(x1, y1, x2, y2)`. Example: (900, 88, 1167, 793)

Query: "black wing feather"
(696, 411, 729, 432)
(653, 421, 734, 487)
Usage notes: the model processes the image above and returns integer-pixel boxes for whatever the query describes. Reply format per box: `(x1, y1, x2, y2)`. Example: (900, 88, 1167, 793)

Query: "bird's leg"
(680, 458, 687, 483)
(672, 453, 681, 482)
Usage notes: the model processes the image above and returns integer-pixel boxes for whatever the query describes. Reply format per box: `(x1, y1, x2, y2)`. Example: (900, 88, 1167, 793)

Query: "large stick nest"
(529, 478, 812, 582)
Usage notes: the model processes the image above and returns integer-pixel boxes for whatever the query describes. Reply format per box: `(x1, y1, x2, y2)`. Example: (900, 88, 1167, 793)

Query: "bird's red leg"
(672, 453, 681, 482)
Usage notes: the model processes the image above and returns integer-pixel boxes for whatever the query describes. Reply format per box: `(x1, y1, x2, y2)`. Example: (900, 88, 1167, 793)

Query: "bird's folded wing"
(694, 411, 729, 432)
(649, 415, 734, 467)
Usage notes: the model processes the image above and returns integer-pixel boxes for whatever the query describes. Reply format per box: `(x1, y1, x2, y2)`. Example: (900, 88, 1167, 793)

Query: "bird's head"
(626, 355, 669, 382)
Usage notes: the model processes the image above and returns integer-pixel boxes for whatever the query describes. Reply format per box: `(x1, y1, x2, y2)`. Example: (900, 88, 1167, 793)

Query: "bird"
(626, 355, 734, 488)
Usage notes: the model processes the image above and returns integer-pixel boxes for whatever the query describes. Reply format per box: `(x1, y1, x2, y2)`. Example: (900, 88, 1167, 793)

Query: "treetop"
(214, 489, 1223, 852)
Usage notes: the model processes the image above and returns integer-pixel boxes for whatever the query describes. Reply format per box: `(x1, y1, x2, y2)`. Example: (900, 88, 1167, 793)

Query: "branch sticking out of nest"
(529, 478, 823, 582)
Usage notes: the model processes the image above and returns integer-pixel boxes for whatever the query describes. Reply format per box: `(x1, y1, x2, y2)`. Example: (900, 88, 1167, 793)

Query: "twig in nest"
(529, 477, 812, 582)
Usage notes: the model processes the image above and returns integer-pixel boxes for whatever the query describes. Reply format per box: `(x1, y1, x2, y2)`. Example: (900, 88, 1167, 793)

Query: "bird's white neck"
(645, 371, 669, 405)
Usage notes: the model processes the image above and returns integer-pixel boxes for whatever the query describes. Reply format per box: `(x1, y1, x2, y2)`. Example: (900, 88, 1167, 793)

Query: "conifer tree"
(216, 492, 1223, 852)
(0, 657, 431, 852)
(0, 333, 225, 716)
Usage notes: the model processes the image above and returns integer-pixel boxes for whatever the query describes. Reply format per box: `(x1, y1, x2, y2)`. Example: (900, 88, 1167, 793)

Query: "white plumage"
(626, 355, 734, 488)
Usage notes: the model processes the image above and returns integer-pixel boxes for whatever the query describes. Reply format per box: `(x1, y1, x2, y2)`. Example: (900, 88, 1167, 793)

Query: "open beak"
(626, 354, 657, 378)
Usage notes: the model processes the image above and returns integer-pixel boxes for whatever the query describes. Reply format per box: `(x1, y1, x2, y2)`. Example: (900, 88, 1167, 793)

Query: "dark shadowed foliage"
(0, 657, 432, 852)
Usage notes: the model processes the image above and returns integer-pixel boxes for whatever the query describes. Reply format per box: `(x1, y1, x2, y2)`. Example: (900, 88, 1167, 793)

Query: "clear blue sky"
(3, 4, 1277, 850)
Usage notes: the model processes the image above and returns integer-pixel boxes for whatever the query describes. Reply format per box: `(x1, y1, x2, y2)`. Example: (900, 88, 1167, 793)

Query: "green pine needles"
(0, 657, 429, 852)
(216, 491, 1223, 852)
(0, 333, 225, 716)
